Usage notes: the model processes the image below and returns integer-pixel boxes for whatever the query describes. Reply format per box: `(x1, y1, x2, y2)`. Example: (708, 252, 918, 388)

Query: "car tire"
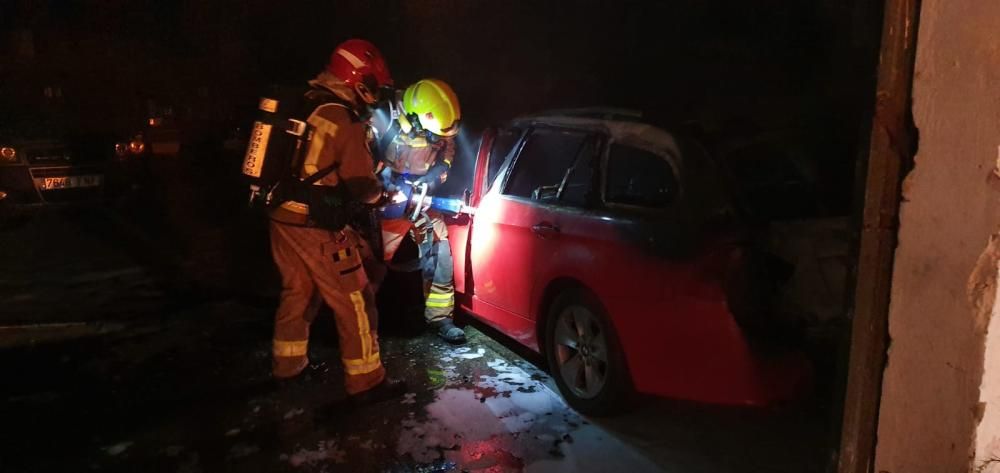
(544, 288, 633, 416)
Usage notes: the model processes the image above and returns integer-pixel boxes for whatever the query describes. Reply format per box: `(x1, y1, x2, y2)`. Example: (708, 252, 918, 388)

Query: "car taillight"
(115, 143, 128, 158)
(128, 137, 145, 155)
(0, 147, 17, 162)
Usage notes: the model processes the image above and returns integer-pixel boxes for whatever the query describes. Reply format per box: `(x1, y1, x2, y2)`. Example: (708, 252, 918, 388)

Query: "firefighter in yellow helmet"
(379, 79, 466, 344)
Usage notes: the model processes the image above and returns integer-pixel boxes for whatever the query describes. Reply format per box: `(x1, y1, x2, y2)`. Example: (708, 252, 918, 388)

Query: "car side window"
(485, 127, 521, 192)
(606, 144, 677, 208)
(558, 136, 600, 208)
(504, 128, 588, 200)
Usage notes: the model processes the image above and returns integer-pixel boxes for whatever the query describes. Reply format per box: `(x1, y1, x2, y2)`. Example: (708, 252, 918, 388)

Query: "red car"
(445, 109, 811, 414)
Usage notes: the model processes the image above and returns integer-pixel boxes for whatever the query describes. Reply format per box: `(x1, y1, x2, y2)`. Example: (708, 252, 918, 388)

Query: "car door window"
(558, 136, 600, 208)
(606, 144, 677, 208)
(504, 128, 588, 200)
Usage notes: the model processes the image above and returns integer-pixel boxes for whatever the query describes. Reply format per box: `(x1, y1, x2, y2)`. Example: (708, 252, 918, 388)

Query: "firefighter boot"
(432, 319, 467, 345)
(349, 378, 408, 406)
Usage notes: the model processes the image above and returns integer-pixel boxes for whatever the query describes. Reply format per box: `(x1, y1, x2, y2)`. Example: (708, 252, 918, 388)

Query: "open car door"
(445, 127, 500, 300)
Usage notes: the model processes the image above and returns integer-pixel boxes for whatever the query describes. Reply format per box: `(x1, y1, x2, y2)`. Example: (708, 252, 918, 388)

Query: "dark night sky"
(2, 1, 878, 122)
(1, 0, 883, 214)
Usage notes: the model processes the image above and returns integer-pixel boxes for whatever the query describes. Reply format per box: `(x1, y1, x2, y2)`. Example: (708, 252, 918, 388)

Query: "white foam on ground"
(456, 348, 486, 359)
(103, 441, 133, 456)
(288, 439, 346, 467)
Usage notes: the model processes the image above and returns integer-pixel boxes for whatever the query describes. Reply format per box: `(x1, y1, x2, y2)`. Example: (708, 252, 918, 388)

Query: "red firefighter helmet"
(327, 39, 393, 89)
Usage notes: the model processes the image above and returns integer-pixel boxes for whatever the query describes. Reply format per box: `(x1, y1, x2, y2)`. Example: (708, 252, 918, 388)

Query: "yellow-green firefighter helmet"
(398, 79, 461, 138)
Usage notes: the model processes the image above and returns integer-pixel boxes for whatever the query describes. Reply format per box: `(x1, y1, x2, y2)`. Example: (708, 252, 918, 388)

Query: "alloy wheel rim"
(553, 304, 609, 400)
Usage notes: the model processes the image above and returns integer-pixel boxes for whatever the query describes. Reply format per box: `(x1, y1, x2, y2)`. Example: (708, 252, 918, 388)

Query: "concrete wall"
(873, 0, 1000, 471)
(976, 250, 1000, 472)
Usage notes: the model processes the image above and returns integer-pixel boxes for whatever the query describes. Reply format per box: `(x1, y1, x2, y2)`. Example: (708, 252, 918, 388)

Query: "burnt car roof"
(509, 108, 710, 175)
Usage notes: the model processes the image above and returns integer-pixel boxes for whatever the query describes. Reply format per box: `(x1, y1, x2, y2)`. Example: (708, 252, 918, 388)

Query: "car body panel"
(469, 194, 559, 320)
(448, 111, 811, 406)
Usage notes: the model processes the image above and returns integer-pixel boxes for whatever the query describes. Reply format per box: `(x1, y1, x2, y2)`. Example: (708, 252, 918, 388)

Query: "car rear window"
(504, 128, 588, 200)
(606, 144, 677, 208)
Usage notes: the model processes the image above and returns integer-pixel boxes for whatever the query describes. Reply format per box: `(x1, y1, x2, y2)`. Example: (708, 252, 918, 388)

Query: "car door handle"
(531, 222, 560, 238)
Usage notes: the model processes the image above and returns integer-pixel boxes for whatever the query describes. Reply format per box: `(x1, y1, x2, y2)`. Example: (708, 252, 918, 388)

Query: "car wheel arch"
(536, 278, 626, 359)
(538, 279, 637, 415)
(535, 277, 588, 358)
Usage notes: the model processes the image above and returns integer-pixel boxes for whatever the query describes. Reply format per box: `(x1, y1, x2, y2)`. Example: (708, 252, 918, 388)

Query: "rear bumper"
(1, 194, 104, 209)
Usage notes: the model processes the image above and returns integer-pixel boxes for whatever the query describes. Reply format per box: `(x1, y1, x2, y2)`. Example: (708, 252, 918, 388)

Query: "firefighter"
(269, 39, 404, 402)
(380, 79, 466, 344)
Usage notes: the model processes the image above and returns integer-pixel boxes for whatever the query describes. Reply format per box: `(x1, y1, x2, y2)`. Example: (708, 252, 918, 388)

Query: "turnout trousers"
(380, 210, 455, 323)
(270, 221, 384, 394)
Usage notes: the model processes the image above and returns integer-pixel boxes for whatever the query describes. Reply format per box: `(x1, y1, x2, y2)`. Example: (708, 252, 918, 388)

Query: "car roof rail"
(531, 107, 644, 122)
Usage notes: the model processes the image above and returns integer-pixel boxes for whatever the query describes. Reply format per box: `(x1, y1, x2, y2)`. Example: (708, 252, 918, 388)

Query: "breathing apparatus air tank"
(241, 87, 310, 206)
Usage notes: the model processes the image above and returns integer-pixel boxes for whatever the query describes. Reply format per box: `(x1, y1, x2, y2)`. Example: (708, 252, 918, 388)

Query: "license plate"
(39, 175, 103, 190)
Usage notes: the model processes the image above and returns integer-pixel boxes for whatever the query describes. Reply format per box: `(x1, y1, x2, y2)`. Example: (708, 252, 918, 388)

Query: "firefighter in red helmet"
(268, 39, 404, 402)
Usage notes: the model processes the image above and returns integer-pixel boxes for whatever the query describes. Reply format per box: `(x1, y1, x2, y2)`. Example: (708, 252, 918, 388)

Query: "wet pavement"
(0, 312, 831, 473)
(0, 206, 834, 473)
(0, 303, 655, 473)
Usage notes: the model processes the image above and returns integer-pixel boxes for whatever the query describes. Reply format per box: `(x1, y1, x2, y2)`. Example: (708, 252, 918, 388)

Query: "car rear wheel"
(545, 288, 632, 416)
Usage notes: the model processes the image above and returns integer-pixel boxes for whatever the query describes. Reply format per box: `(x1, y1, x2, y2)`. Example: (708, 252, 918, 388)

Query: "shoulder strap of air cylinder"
(301, 161, 340, 185)
(286, 88, 360, 182)
(376, 121, 402, 161)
